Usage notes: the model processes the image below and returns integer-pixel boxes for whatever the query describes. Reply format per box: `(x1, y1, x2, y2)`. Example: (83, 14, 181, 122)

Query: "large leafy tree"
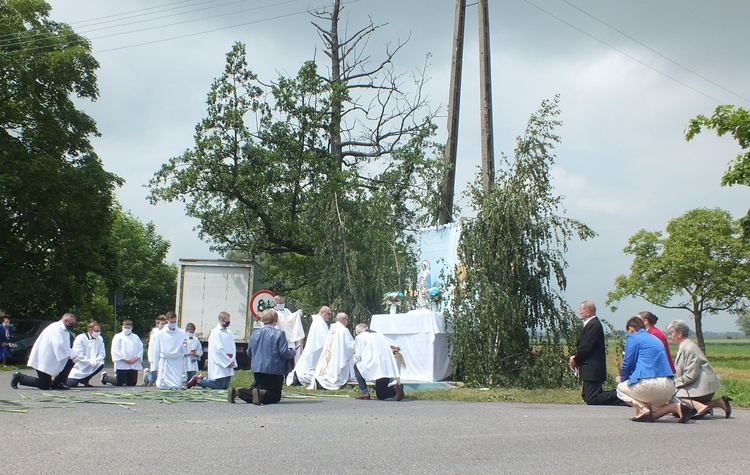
(607, 208, 750, 353)
(150, 6, 442, 319)
(686, 105, 750, 239)
(447, 97, 595, 388)
(0, 0, 121, 316)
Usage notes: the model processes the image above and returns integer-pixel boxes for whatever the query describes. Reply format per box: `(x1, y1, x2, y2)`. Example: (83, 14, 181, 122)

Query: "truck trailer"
(174, 258, 260, 367)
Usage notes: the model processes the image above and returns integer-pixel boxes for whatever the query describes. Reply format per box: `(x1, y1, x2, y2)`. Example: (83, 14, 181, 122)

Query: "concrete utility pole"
(478, 0, 495, 193)
(439, 0, 466, 225)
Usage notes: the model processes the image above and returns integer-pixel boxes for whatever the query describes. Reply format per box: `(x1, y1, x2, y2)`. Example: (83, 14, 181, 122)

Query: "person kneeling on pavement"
(228, 309, 295, 405)
(352, 323, 404, 401)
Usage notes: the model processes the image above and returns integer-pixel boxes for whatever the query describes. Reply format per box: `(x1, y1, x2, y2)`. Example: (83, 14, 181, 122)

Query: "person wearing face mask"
(274, 295, 305, 365)
(183, 322, 203, 383)
(66, 321, 106, 387)
(144, 314, 167, 386)
(151, 311, 188, 390)
(10, 313, 79, 390)
(101, 319, 143, 386)
(188, 312, 237, 389)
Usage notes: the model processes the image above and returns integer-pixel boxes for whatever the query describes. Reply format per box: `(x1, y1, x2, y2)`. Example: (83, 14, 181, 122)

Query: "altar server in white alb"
(352, 323, 405, 401)
(67, 320, 106, 387)
(151, 311, 188, 390)
(101, 319, 143, 386)
(10, 313, 79, 390)
(274, 295, 305, 364)
(189, 312, 237, 389)
(310, 312, 355, 390)
(287, 306, 332, 386)
(183, 322, 203, 383)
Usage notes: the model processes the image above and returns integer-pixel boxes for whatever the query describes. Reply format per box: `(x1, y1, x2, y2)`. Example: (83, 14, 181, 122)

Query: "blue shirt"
(620, 329, 674, 385)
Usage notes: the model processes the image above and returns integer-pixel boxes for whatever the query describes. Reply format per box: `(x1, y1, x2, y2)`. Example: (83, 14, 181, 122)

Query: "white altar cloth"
(370, 308, 452, 382)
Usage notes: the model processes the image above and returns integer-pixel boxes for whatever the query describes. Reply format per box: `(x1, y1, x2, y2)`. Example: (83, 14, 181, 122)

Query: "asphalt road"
(1, 370, 747, 475)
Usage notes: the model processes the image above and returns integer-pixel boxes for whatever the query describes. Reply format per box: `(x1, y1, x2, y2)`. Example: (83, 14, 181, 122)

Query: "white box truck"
(175, 258, 259, 366)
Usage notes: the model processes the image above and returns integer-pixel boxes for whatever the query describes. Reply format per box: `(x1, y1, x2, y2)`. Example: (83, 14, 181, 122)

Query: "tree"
(686, 105, 750, 240)
(447, 97, 595, 388)
(607, 208, 750, 353)
(149, 3, 443, 319)
(736, 310, 750, 338)
(0, 0, 121, 316)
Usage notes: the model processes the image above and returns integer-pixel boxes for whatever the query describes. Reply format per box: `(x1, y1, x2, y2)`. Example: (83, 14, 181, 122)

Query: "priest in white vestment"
(310, 312, 355, 390)
(190, 312, 236, 389)
(152, 313, 187, 390)
(287, 306, 332, 386)
(352, 323, 404, 400)
(274, 295, 305, 364)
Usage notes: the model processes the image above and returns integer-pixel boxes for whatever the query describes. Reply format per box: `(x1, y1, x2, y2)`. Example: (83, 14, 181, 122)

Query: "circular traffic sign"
(249, 289, 276, 321)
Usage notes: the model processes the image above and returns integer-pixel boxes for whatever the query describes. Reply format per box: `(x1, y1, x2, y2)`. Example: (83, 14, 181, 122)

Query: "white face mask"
(168, 322, 177, 330)
(92, 331, 101, 338)
(157, 323, 165, 330)
(123, 328, 132, 335)
(187, 332, 194, 338)
(276, 303, 285, 310)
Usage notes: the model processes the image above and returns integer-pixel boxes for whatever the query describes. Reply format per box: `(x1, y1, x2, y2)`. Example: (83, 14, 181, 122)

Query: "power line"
(521, 0, 728, 105)
(559, 0, 749, 104)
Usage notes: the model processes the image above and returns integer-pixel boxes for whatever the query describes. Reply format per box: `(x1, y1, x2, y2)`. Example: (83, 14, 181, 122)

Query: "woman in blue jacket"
(616, 317, 696, 423)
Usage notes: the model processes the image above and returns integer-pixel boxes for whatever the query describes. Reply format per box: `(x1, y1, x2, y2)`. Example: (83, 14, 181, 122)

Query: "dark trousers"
(67, 364, 104, 387)
(103, 369, 139, 386)
(353, 364, 397, 400)
(237, 373, 284, 404)
(18, 359, 75, 390)
(582, 380, 627, 406)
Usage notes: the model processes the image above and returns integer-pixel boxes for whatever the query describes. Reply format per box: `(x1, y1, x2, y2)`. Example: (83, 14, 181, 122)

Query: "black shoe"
(631, 411, 653, 422)
(10, 371, 21, 389)
(679, 402, 697, 423)
(691, 408, 713, 420)
(722, 396, 732, 419)
(53, 382, 71, 390)
(291, 372, 301, 386)
(101, 372, 108, 386)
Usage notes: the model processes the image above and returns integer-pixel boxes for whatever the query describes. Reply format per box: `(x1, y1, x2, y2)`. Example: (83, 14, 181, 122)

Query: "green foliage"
(686, 105, 750, 240)
(446, 96, 595, 388)
(737, 310, 750, 338)
(0, 0, 122, 316)
(149, 41, 443, 321)
(607, 208, 750, 353)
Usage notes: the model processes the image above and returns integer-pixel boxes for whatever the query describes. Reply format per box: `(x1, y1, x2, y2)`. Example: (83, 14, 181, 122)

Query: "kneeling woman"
(667, 319, 731, 419)
(616, 317, 695, 423)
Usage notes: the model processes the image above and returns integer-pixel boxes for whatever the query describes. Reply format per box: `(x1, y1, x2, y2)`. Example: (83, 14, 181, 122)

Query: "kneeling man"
(310, 312, 354, 390)
(352, 323, 404, 401)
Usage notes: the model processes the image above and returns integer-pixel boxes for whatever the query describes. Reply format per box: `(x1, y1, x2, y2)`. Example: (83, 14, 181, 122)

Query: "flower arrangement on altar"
(382, 291, 404, 309)
(423, 286, 446, 303)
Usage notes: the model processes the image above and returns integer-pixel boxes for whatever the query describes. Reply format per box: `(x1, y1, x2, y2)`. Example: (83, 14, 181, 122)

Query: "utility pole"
(478, 0, 495, 193)
(439, 0, 466, 225)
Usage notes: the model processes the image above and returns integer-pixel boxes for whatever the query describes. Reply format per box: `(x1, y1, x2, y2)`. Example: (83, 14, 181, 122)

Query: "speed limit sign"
(250, 290, 276, 321)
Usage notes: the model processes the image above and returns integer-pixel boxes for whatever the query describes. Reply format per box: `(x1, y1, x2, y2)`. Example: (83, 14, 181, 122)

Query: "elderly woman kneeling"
(616, 317, 695, 423)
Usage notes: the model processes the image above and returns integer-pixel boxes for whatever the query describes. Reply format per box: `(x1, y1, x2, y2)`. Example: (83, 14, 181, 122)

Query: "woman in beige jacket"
(667, 320, 732, 419)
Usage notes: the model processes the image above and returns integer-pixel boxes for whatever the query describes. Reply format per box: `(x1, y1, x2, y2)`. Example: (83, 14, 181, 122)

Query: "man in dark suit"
(569, 301, 624, 405)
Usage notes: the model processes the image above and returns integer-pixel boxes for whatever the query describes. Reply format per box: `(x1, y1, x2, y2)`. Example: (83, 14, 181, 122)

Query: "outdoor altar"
(370, 308, 452, 382)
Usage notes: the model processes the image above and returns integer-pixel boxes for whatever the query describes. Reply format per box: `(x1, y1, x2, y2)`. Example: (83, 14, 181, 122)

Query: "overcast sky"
(44, 0, 750, 332)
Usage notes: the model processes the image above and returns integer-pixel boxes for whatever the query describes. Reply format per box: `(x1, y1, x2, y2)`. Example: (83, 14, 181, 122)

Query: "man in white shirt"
(11, 313, 78, 390)
(144, 314, 166, 386)
(67, 320, 106, 387)
(310, 312, 355, 390)
(352, 323, 404, 400)
(151, 311, 187, 390)
(188, 312, 237, 389)
(287, 306, 331, 386)
(101, 319, 143, 386)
